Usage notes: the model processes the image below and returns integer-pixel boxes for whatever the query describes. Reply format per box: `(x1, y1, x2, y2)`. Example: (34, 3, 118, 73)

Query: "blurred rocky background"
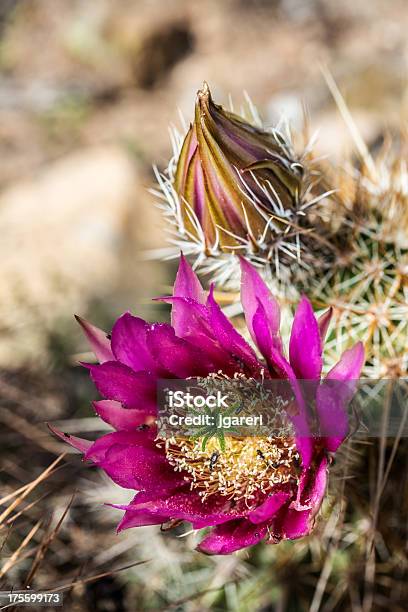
(1, 1, 408, 610)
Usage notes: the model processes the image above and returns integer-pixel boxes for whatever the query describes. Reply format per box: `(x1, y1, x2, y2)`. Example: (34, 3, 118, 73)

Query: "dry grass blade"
(0, 520, 42, 579)
(0, 492, 52, 531)
(0, 409, 62, 454)
(319, 64, 377, 182)
(0, 454, 66, 525)
(51, 560, 150, 593)
(0, 465, 65, 507)
(24, 493, 76, 586)
(0, 561, 150, 611)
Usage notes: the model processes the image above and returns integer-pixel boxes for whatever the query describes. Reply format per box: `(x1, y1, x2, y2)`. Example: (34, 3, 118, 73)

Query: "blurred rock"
(0, 0, 20, 38)
(0, 146, 135, 367)
(128, 19, 194, 90)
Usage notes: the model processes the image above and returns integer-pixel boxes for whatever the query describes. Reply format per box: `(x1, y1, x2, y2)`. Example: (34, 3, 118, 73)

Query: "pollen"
(160, 435, 301, 508)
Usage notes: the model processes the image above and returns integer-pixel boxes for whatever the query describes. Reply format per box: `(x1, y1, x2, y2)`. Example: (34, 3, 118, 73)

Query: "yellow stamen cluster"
(159, 436, 300, 507)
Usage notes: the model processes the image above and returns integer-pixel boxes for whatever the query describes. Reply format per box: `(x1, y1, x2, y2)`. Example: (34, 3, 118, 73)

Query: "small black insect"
(257, 449, 272, 467)
(293, 454, 301, 468)
(258, 449, 280, 470)
(137, 424, 150, 431)
(209, 451, 219, 470)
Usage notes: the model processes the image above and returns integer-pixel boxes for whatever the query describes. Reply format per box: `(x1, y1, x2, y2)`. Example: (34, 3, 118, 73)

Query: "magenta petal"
(289, 296, 322, 380)
(197, 519, 267, 555)
(89, 361, 156, 410)
(84, 430, 155, 462)
(161, 288, 260, 378)
(240, 257, 281, 350)
(279, 508, 312, 539)
(48, 425, 93, 453)
(114, 494, 176, 530)
(316, 384, 349, 451)
(111, 313, 157, 373)
(248, 492, 290, 524)
(206, 287, 263, 375)
(93, 400, 154, 430)
(100, 446, 180, 490)
(75, 316, 113, 363)
(113, 490, 189, 530)
(171, 254, 206, 334)
(327, 342, 365, 382)
(294, 436, 314, 471)
(146, 323, 213, 377)
(118, 510, 166, 529)
(116, 502, 174, 530)
(117, 490, 242, 530)
(280, 458, 328, 539)
(158, 296, 209, 336)
(318, 342, 364, 451)
(161, 297, 249, 376)
(173, 253, 206, 303)
(252, 300, 286, 375)
(293, 455, 328, 511)
(85, 431, 181, 491)
(252, 301, 314, 468)
(317, 308, 333, 342)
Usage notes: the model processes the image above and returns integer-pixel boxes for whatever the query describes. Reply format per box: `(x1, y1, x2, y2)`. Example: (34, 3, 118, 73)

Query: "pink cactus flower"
(51, 256, 364, 555)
